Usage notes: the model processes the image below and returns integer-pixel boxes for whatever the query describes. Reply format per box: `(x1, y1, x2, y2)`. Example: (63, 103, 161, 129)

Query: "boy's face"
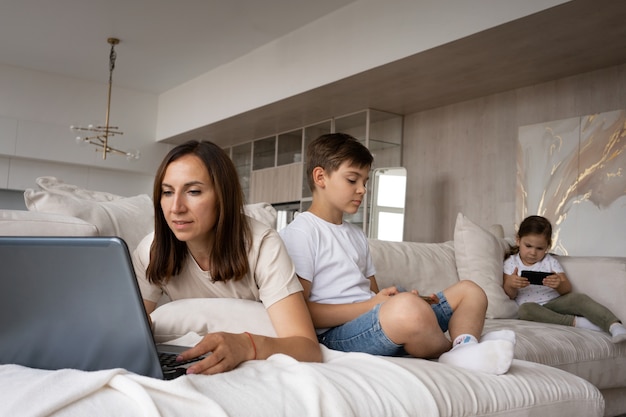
(322, 161, 370, 215)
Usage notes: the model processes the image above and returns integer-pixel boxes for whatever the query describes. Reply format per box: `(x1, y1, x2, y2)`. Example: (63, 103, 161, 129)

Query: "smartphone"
(396, 285, 436, 304)
(520, 270, 552, 285)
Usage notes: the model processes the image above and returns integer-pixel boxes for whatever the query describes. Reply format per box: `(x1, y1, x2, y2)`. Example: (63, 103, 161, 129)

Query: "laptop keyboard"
(158, 352, 203, 369)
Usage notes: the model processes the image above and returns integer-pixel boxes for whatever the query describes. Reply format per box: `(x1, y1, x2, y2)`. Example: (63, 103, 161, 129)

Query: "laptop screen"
(0, 236, 164, 378)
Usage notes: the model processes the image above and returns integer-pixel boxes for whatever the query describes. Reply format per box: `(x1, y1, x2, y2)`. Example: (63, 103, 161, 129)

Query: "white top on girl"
(503, 253, 563, 306)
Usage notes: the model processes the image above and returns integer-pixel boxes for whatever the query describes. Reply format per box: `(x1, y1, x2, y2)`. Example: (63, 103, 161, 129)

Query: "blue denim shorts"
(317, 291, 452, 356)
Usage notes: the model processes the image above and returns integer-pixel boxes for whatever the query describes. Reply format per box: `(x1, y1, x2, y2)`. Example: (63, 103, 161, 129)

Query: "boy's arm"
(299, 276, 390, 329)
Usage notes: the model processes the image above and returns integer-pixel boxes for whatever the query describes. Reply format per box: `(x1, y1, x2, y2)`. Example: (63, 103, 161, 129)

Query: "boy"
(280, 132, 515, 375)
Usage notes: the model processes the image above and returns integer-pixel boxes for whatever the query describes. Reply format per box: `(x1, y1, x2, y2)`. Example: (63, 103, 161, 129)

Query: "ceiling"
(0, 0, 357, 94)
(167, 0, 626, 147)
(2, 0, 626, 148)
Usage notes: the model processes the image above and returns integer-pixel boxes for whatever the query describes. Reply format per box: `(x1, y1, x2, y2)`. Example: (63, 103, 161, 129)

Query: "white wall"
(0, 63, 171, 196)
(156, 0, 569, 141)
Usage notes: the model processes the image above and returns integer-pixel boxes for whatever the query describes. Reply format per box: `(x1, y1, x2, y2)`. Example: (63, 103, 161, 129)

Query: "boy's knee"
(381, 293, 435, 326)
(454, 280, 487, 305)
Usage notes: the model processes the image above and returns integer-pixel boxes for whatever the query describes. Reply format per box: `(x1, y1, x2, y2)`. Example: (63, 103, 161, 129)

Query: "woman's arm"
(180, 292, 321, 375)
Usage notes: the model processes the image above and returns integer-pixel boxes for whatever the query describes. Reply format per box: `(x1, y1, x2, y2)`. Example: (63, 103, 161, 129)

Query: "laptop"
(0, 236, 201, 380)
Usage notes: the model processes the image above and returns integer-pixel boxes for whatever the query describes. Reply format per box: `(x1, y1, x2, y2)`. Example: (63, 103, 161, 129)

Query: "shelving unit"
(225, 109, 402, 234)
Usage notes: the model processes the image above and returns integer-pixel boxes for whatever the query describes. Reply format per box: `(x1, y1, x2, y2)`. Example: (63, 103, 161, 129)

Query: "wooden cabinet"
(249, 163, 303, 204)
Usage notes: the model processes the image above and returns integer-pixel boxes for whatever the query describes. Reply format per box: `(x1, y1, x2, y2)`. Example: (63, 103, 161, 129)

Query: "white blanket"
(0, 335, 438, 417)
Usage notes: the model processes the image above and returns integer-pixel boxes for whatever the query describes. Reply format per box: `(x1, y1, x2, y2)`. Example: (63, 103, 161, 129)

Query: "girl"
(503, 215, 626, 343)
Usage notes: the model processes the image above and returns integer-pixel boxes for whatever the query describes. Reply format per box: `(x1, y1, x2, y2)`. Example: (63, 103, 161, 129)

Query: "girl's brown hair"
(508, 215, 553, 256)
(146, 140, 251, 285)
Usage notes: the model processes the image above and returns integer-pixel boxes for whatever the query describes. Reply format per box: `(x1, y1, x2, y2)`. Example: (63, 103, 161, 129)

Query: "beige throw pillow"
(453, 213, 518, 319)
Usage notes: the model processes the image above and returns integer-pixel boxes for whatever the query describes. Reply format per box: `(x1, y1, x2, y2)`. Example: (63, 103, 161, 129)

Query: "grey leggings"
(518, 293, 620, 332)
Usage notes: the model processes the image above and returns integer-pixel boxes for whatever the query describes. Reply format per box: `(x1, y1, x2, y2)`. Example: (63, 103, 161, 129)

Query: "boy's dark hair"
(306, 133, 374, 192)
(508, 215, 553, 256)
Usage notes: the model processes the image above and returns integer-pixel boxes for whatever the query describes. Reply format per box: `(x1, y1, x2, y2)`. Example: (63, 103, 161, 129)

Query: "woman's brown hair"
(146, 140, 251, 285)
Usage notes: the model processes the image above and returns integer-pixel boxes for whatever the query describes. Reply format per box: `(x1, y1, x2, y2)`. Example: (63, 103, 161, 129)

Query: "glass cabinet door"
(277, 129, 303, 166)
(253, 136, 276, 170)
(231, 142, 252, 201)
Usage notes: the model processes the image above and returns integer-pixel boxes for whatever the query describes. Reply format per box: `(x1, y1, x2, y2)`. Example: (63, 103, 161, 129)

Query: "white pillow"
(34, 176, 122, 202)
(0, 210, 99, 237)
(24, 178, 153, 253)
(151, 298, 277, 344)
(244, 202, 277, 229)
(453, 213, 518, 319)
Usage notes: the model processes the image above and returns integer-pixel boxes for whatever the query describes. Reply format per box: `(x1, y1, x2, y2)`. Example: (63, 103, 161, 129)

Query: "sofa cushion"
(485, 319, 626, 391)
(24, 177, 153, 253)
(0, 210, 99, 237)
(34, 176, 125, 202)
(244, 202, 277, 229)
(150, 298, 277, 344)
(368, 239, 459, 295)
(454, 213, 518, 319)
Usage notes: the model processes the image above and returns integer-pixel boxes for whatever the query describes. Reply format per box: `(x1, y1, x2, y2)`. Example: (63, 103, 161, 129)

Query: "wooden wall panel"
(402, 63, 626, 243)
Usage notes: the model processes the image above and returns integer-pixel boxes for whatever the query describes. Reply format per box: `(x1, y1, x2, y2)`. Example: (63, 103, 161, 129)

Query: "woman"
(133, 140, 321, 375)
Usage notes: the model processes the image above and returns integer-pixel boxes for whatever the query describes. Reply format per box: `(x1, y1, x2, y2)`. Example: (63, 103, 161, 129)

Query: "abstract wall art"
(517, 109, 626, 256)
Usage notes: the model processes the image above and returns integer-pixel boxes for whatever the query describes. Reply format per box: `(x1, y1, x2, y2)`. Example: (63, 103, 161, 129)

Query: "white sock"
(480, 329, 516, 345)
(574, 316, 602, 332)
(452, 334, 478, 348)
(439, 336, 514, 375)
(610, 322, 626, 343)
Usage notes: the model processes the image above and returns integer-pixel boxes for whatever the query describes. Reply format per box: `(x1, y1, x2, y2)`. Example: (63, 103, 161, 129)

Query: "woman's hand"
(178, 332, 254, 375)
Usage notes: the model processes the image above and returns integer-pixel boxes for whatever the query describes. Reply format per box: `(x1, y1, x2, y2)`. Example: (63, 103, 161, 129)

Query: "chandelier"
(71, 38, 139, 160)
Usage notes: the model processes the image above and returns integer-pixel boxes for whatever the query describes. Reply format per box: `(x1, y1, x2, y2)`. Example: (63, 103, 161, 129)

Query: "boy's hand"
(372, 288, 394, 304)
(391, 286, 438, 304)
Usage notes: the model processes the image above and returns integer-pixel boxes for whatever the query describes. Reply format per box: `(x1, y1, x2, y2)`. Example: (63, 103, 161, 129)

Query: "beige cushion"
(557, 255, 626, 328)
(369, 239, 459, 295)
(244, 202, 277, 229)
(453, 213, 518, 319)
(484, 318, 626, 390)
(150, 298, 276, 344)
(24, 177, 153, 252)
(384, 355, 603, 417)
(0, 210, 98, 237)
(34, 176, 125, 202)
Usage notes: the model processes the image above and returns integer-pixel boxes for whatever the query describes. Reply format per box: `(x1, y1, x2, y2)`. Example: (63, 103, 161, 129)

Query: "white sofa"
(0, 178, 624, 417)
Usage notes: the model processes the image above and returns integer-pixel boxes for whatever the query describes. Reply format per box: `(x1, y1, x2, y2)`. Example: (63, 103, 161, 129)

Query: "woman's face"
(160, 154, 218, 249)
(517, 233, 549, 266)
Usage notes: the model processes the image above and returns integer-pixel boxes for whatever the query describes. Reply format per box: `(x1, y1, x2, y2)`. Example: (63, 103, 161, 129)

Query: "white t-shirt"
(133, 216, 302, 309)
(503, 253, 563, 305)
(279, 212, 376, 306)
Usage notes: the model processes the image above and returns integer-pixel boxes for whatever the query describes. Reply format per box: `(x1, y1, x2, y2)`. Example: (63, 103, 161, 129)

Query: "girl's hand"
(542, 272, 562, 289)
(504, 267, 529, 289)
(179, 332, 254, 375)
